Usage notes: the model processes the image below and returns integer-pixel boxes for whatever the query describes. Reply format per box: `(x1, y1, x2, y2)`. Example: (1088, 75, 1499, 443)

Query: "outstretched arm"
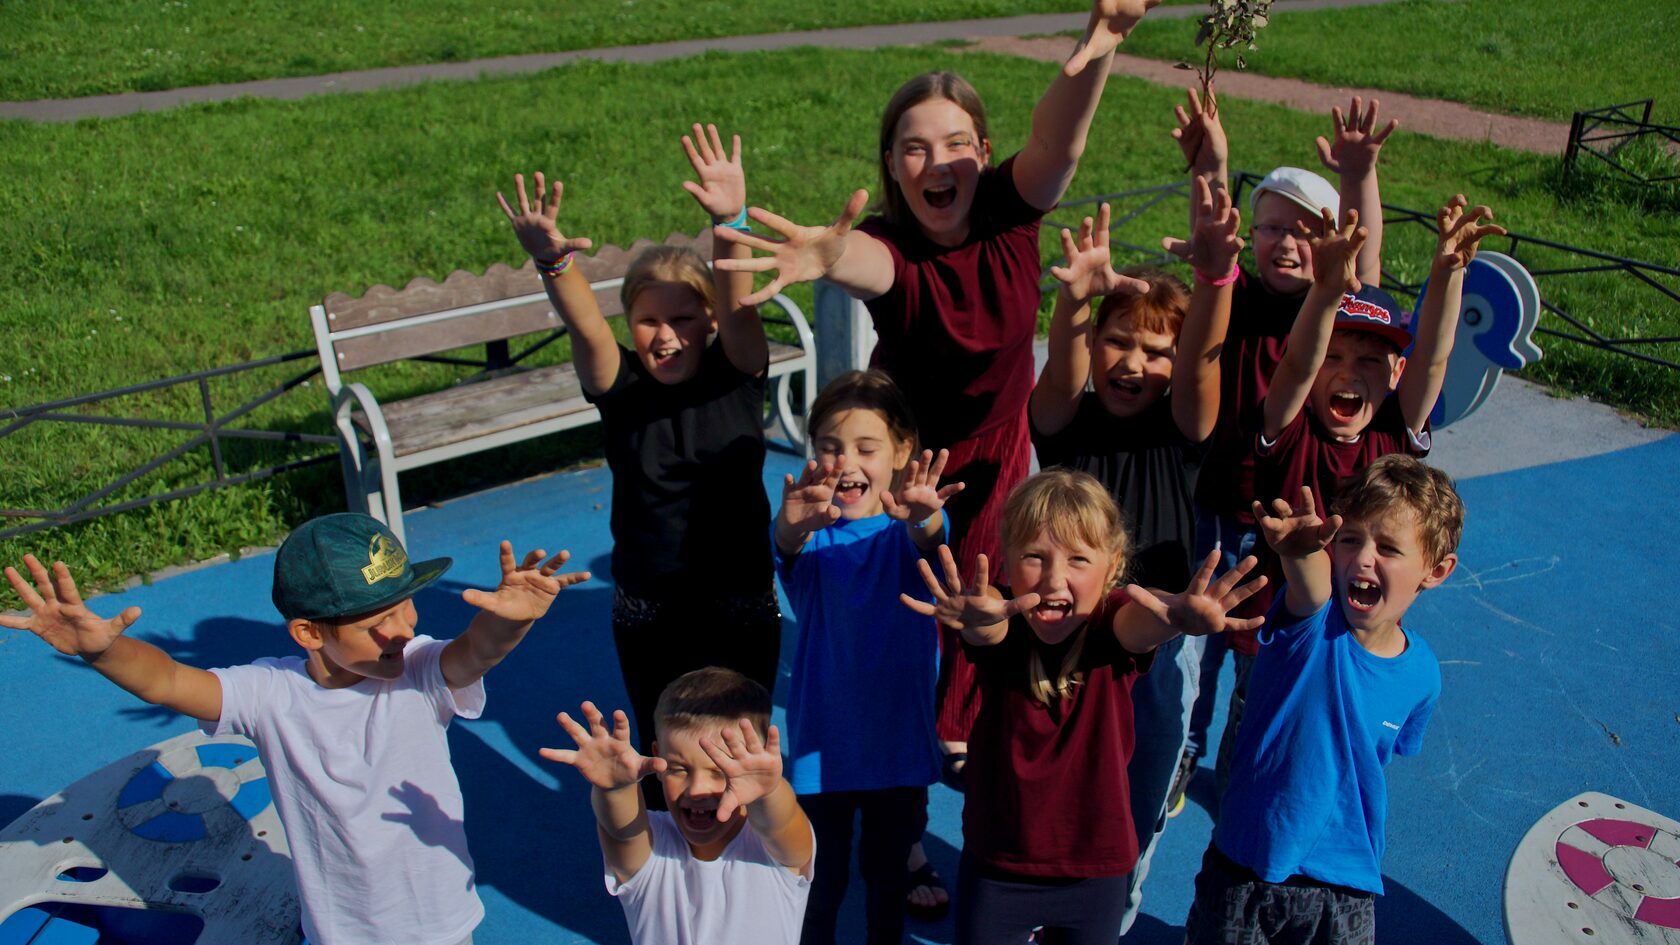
(539, 702, 664, 885)
(1168, 176, 1245, 443)
(774, 459, 842, 556)
(900, 546, 1040, 646)
(682, 123, 770, 376)
(881, 448, 967, 552)
(496, 174, 619, 395)
(441, 542, 589, 689)
(1116, 550, 1268, 652)
(714, 190, 895, 304)
(699, 720, 813, 875)
(2, 555, 222, 722)
(1032, 202, 1151, 435)
(1016, 0, 1162, 210)
(1171, 87, 1230, 232)
(1253, 487, 1343, 618)
(1317, 97, 1397, 287)
(1262, 210, 1368, 440)
(1398, 195, 1507, 434)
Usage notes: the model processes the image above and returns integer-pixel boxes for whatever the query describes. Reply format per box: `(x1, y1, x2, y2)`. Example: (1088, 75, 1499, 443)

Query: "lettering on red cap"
(1340, 294, 1392, 325)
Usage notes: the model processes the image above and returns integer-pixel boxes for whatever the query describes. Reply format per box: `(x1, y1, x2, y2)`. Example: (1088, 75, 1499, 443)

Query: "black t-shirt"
(584, 339, 771, 597)
(1030, 395, 1207, 593)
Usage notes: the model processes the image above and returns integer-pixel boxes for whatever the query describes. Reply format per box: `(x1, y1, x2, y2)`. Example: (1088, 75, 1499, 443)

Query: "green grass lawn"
(1117, 0, 1680, 123)
(2, 44, 1676, 602)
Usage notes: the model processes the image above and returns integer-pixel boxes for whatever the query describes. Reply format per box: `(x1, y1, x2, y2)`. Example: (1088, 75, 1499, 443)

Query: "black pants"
(954, 854, 1130, 945)
(1184, 843, 1375, 945)
(800, 786, 927, 945)
(611, 585, 782, 810)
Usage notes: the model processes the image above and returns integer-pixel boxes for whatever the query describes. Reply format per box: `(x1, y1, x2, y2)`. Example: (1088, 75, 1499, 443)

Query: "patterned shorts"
(1184, 843, 1375, 945)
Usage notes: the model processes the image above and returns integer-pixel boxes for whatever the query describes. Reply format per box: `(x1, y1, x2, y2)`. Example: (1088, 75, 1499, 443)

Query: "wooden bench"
(309, 228, 815, 544)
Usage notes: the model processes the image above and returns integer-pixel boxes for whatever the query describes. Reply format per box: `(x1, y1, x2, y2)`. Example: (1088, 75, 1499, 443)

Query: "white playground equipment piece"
(1418, 251, 1544, 430)
(1506, 791, 1680, 945)
(0, 729, 300, 944)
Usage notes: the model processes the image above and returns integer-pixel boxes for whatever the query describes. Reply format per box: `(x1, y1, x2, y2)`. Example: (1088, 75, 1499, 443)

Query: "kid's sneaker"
(1167, 749, 1199, 818)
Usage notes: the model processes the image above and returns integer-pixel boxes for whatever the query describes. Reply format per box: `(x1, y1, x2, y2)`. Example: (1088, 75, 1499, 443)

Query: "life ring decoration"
(116, 738, 273, 842)
(1505, 791, 1680, 945)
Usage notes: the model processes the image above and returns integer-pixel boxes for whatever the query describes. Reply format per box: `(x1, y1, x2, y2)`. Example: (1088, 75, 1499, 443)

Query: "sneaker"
(1166, 749, 1199, 818)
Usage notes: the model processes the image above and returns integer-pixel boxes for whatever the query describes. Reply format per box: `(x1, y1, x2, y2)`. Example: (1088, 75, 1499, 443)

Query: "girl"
(1027, 180, 1243, 929)
(718, 0, 1164, 908)
(497, 124, 779, 807)
(901, 469, 1265, 944)
(773, 370, 961, 945)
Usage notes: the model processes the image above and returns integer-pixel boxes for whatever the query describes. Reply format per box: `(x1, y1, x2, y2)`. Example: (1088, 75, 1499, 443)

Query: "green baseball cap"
(272, 514, 451, 621)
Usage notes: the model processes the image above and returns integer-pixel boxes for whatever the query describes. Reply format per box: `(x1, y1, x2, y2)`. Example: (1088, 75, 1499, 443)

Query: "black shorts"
(1184, 843, 1375, 945)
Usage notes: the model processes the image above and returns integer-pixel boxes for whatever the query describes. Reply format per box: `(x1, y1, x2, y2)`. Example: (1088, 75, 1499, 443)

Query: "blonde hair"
(620, 245, 715, 316)
(1000, 469, 1130, 704)
(1332, 455, 1465, 568)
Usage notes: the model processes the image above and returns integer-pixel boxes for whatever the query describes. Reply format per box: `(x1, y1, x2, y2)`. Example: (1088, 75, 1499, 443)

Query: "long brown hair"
(877, 72, 992, 228)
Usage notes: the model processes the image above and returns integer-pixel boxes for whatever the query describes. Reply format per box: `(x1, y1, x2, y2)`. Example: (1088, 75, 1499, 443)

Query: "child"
(1184, 456, 1463, 945)
(497, 124, 781, 805)
(1256, 194, 1508, 516)
(1, 514, 586, 945)
(1170, 93, 1400, 806)
(901, 469, 1266, 944)
(541, 667, 816, 944)
(1027, 178, 1243, 929)
(773, 370, 960, 944)
(720, 4, 1163, 907)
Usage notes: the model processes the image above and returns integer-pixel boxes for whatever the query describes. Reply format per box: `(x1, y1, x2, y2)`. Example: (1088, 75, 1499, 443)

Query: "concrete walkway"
(0, 0, 1406, 122)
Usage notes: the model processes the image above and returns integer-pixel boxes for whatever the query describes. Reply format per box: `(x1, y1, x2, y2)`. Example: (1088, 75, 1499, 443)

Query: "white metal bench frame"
(310, 268, 814, 545)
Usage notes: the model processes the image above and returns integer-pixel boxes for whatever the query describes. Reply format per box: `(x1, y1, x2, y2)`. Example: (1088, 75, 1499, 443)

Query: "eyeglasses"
(1250, 224, 1299, 240)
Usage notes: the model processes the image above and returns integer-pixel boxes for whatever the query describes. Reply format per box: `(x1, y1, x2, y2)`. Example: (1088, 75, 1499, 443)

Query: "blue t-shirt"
(1215, 592, 1441, 894)
(775, 513, 942, 795)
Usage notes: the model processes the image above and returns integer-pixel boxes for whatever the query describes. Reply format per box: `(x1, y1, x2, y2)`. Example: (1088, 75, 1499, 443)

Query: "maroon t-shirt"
(856, 154, 1045, 450)
(961, 589, 1154, 878)
(1194, 267, 1309, 523)
(1255, 394, 1431, 518)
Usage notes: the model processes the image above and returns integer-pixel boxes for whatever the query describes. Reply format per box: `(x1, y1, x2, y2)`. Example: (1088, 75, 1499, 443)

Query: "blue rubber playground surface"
(3, 417, 1678, 944)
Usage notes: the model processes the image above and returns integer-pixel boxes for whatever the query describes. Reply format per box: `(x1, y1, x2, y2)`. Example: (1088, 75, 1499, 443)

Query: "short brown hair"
(1093, 266, 1189, 339)
(808, 369, 919, 457)
(654, 666, 771, 742)
(877, 72, 992, 228)
(1332, 455, 1465, 567)
(621, 245, 714, 317)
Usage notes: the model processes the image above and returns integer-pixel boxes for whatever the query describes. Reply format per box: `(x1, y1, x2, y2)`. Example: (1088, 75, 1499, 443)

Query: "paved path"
(0, 0, 1404, 122)
(972, 36, 1572, 154)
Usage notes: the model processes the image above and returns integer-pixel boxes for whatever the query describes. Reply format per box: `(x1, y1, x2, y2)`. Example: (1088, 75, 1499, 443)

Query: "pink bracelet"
(1195, 265, 1240, 287)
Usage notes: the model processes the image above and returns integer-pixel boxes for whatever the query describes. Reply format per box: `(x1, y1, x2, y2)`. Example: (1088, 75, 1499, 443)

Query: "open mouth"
(1346, 578, 1382, 613)
(1032, 599, 1074, 623)
(1328, 391, 1364, 423)
(1271, 257, 1302, 272)
(1108, 377, 1144, 399)
(651, 346, 682, 367)
(678, 804, 720, 831)
(834, 477, 870, 506)
(923, 186, 957, 209)
(378, 649, 404, 665)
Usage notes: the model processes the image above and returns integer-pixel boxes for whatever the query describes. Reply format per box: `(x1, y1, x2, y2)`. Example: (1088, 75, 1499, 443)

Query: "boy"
(542, 667, 815, 944)
(1184, 455, 1463, 945)
(2, 513, 586, 945)
(1170, 91, 1398, 806)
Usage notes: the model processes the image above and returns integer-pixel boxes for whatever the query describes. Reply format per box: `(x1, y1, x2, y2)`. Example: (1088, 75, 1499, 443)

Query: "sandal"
(905, 861, 951, 922)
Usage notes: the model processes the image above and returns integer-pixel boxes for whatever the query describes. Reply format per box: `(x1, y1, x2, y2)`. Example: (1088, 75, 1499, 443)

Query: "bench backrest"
(311, 227, 713, 386)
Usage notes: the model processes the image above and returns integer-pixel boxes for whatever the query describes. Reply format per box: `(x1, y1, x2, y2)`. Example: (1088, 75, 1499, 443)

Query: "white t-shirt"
(205, 635, 485, 945)
(608, 811, 813, 945)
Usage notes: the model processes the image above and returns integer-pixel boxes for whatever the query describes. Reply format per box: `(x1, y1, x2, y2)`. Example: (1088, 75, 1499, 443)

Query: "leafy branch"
(1177, 0, 1275, 101)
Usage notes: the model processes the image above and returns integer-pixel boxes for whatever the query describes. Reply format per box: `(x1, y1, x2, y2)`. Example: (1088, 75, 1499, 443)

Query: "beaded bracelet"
(1194, 264, 1240, 287)
(535, 252, 576, 278)
(713, 206, 752, 232)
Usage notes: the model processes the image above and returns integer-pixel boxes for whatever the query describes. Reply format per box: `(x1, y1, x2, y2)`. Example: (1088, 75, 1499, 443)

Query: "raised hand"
(540, 702, 666, 790)
(496, 173, 596, 263)
(779, 459, 842, 535)
(882, 449, 966, 524)
(714, 189, 870, 306)
(1126, 549, 1268, 636)
(1171, 86, 1227, 173)
(461, 541, 589, 623)
(1064, 0, 1162, 75)
(1162, 176, 1244, 273)
(1299, 207, 1367, 292)
(1, 555, 141, 659)
(681, 123, 746, 222)
(1048, 203, 1152, 303)
(698, 718, 784, 823)
(900, 546, 1041, 631)
(1316, 96, 1399, 178)
(1434, 194, 1506, 272)
(1254, 487, 1343, 559)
